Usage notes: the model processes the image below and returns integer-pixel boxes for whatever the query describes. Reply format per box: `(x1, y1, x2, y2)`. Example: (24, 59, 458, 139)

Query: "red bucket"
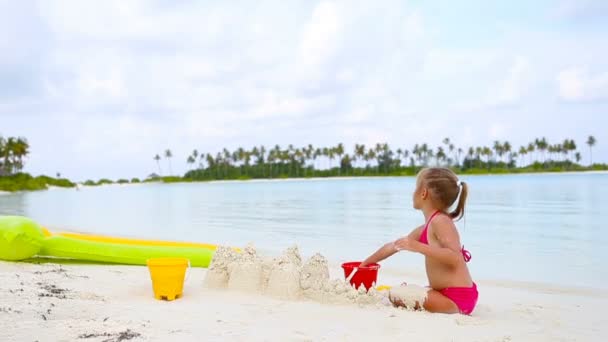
(341, 262, 380, 290)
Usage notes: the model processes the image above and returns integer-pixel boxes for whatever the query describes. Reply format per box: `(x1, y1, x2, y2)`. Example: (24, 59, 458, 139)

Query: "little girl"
(360, 167, 478, 315)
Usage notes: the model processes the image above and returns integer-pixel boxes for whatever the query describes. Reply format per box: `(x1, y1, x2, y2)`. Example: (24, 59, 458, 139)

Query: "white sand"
(388, 284, 429, 309)
(1, 260, 607, 342)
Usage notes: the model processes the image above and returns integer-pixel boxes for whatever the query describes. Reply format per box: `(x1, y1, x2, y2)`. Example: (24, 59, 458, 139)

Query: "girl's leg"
(389, 289, 459, 314)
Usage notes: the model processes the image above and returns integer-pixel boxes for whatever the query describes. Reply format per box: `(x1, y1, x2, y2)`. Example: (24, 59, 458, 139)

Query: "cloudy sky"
(1, 0, 606, 180)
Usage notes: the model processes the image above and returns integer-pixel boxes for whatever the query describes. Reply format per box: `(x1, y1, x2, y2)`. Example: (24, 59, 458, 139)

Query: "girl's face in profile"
(412, 175, 425, 209)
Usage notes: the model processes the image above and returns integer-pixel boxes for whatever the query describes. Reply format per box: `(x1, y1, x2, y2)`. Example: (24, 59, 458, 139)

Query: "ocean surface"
(1, 172, 605, 289)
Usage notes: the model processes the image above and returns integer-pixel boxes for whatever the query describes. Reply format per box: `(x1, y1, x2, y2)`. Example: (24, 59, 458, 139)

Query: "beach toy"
(0, 216, 45, 261)
(41, 227, 52, 237)
(345, 267, 359, 283)
(376, 285, 392, 291)
(0, 215, 218, 267)
(341, 262, 380, 290)
(147, 257, 189, 301)
(50, 231, 221, 250)
(39, 236, 215, 267)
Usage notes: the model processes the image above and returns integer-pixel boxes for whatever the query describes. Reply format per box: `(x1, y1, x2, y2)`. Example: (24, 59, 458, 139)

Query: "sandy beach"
(1, 260, 605, 342)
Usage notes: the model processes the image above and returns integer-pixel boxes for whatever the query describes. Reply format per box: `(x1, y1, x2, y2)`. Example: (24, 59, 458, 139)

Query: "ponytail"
(449, 181, 468, 221)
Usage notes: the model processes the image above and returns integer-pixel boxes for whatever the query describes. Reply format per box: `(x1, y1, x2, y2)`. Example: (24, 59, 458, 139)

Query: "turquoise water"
(1, 173, 605, 289)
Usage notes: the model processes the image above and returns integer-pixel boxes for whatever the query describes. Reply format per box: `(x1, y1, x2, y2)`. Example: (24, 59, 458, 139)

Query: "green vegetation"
(1, 133, 605, 192)
(160, 135, 604, 182)
(1, 136, 29, 175)
(0, 135, 76, 191)
(0, 173, 75, 192)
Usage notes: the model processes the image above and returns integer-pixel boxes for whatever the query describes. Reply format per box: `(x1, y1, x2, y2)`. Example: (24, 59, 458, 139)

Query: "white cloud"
(557, 67, 608, 101)
(552, 0, 608, 21)
(1, 1, 607, 179)
(402, 10, 425, 42)
(295, 1, 344, 86)
(489, 56, 532, 106)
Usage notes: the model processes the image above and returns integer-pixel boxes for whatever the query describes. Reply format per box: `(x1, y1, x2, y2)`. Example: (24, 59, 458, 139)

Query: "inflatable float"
(0, 216, 216, 267)
(42, 228, 220, 250)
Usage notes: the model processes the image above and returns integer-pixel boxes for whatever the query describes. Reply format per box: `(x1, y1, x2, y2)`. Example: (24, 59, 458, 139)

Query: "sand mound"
(388, 284, 429, 309)
(204, 244, 383, 306)
(203, 246, 238, 289)
(265, 246, 303, 299)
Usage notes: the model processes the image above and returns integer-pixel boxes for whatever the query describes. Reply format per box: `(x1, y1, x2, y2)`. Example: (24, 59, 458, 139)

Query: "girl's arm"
(359, 241, 398, 267)
(360, 225, 424, 267)
(394, 218, 463, 267)
(411, 242, 462, 267)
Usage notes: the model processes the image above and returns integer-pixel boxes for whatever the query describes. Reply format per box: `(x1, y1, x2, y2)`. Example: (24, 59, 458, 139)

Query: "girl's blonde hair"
(418, 168, 468, 221)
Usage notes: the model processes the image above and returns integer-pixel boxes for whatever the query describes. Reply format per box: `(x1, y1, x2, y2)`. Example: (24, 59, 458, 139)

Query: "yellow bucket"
(146, 257, 189, 301)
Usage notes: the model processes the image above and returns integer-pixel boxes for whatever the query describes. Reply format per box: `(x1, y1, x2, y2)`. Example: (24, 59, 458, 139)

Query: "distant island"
(1, 135, 605, 192)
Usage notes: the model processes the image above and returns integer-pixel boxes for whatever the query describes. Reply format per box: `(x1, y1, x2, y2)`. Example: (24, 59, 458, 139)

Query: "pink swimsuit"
(419, 210, 478, 315)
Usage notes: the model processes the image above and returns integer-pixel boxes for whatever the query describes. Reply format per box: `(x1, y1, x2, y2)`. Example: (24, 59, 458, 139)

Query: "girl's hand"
(394, 237, 419, 252)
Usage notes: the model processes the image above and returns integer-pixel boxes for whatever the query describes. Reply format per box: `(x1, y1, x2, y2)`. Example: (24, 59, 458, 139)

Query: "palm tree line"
(0, 136, 30, 176)
(153, 135, 599, 180)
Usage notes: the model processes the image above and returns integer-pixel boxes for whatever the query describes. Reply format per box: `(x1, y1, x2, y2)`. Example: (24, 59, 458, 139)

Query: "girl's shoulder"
(429, 213, 458, 233)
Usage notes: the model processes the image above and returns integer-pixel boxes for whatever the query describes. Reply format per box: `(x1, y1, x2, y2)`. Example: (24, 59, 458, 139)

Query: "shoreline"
(1, 260, 605, 341)
(2, 169, 607, 193)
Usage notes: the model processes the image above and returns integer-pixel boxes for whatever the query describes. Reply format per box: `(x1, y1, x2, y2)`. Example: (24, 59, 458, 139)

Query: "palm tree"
(449, 144, 455, 166)
(313, 148, 322, 173)
(304, 145, 313, 176)
(268, 149, 276, 178)
(527, 143, 535, 165)
(559, 142, 568, 162)
(164, 149, 173, 175)
(575, 152, 582, 164)
(503, 142, 511, 164)
(4, 137, 17, 174)
(205, 153, 214, 168)
(442, 137, 449, 145)
(412, 144, 420, 167)
(547, 145, 554, 161)
(587, 135, 596, 165)
(426, 147, 435, 168)
(327, 147, 336, 170)
(13, 137, 29, 172)
(5, 137, 26, 172)
(222, 148, 231, 178)
(508, 152, 517, 168)
(466, 147, 474, 167)
(442, 138, 452, 166)
(482, 147, 492, 165)
(259, 145, 267, 177)
(438, 147, 448, 166)
(0, 136, 5, 175)
(354, 144, 365, 172)
(493, 141, 503, 163)
(295, 148, 304, 177)
(420, 143, 429, 167)
(366, 149, 377, 174)
(568, 139, 577, 161)
(536, 138, 548, 163)
(187, 155, 196, 170)
(198, 152, 206, 170)
(518, 146, 527, 167)
(154, 154, 162, 175)
(336, 143, 344, 175)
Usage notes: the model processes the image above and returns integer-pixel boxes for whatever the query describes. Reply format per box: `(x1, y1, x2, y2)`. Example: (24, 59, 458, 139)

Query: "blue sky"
(1, 0, 606, 180)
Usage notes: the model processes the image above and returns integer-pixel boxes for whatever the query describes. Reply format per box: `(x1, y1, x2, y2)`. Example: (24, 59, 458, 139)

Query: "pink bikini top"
(419, 210, 471, 262)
